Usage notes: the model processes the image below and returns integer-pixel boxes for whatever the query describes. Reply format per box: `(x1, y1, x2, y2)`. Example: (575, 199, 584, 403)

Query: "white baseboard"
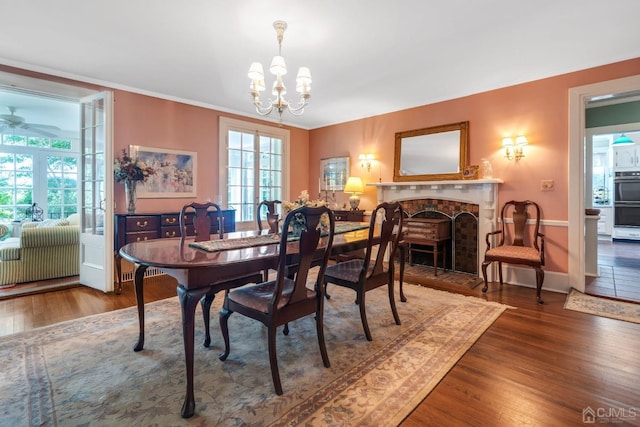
(491, 265, 570, 295)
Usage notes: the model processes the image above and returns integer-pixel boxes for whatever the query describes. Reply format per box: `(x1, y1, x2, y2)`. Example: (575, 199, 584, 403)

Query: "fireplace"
(371, 179, 502, 277)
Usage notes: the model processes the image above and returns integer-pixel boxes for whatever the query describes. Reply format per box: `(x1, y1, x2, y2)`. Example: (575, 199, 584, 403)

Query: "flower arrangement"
(283, 190, 330, 233)
(113, 149, 156, 183)
(282, 190, 326, 212)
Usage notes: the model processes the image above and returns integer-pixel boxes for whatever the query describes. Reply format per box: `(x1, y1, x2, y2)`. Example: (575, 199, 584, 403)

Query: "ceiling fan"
(0, 106, 61, 138)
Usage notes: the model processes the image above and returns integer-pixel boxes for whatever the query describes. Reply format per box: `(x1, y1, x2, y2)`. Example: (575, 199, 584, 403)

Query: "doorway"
(580, 88, 640, 303)
(0, 73, 112, 297)
(569, 74, 640, 296)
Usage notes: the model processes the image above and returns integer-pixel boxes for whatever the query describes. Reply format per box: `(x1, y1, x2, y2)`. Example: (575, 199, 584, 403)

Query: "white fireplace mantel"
(369, 179, 503, 277)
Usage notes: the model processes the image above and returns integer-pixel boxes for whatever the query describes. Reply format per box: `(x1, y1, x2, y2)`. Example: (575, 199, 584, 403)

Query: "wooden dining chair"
(323, 201, 404, 341)
(481, 200, 546, 304)
(218, 205, 336, 395)
(256, 199, 282, 281)
(256, 200, 282, 233)
(179, 201, 263, 347)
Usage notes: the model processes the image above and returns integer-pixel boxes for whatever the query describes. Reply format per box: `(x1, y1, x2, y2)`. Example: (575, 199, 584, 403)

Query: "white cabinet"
(613, 146, 640, 170)
(597, 207, 612, 235)
(613, 226, 640, 240)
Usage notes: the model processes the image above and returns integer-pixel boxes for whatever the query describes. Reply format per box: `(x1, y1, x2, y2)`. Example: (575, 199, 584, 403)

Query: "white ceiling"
(1, 0, 640, 131)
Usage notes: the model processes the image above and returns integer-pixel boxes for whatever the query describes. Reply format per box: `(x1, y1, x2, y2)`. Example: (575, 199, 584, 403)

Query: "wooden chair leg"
(358, 290, 372, 341)
(388, 281, 401, 326)
(316, 300, 331, 368)
(535, 267, 545, 304)
(398, 244, 407, 302)
(267, 325, 283, 395)
(481, 260, 490, 293)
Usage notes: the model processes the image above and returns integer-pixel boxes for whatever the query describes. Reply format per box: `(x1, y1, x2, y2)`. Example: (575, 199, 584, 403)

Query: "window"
(0, 134, 78, 221)
(219, 117, 289, 224)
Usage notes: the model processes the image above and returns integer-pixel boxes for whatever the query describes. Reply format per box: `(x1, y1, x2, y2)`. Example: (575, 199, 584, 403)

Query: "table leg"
(115, 252, 123, 295)
(177, 285, 211, 419)
(133, 263, 148, 352)
(443, 242, 447, 273)
(433, 245, 438, 276)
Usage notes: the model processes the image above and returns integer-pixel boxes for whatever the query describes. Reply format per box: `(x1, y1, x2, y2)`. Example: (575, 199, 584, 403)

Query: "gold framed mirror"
(393, 121, 469, 181)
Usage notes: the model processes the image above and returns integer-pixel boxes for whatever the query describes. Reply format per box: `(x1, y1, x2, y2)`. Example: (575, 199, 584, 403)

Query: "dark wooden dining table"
(119, 226, 376, 418)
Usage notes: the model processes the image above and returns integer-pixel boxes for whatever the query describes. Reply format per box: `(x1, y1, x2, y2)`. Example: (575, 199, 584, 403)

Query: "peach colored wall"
(112, 91, 309, 214)
(309, 58, 640, 275)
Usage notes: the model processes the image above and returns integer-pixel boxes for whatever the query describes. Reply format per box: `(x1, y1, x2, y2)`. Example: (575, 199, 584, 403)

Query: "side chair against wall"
(219, 205, 336, 395)
(481, 200, 546, 304)
(179, 201, 263, 347)
(256, 199, 282, 281)
(323, 201, 404, 341)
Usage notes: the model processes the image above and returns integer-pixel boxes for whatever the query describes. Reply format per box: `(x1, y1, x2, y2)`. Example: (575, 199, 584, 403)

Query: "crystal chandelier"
(248, 20, 311, 121)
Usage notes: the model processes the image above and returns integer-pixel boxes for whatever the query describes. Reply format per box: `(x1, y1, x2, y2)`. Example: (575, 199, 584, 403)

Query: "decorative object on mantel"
(480, 158, 493, 178)
(462, 165, 479, 180)
(248, 20, 312, 121)
(114, 149, 156, 214)
(394, 121, 469, 182)
(343, 176, 364, 210)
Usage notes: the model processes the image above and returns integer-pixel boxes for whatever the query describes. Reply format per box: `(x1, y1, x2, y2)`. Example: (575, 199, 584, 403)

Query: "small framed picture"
(462, 165, 479, 180)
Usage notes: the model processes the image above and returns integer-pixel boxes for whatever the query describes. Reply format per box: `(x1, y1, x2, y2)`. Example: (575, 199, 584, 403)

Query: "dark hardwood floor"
(1, 275, 639, 425)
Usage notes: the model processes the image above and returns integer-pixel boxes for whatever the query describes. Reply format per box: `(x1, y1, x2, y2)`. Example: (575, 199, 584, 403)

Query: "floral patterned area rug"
(1, 283, 506, 426)
(564, 288, 640, 324)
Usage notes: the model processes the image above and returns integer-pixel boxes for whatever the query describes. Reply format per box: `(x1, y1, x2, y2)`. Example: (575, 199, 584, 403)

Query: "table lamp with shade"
(344, 176, 364, 210)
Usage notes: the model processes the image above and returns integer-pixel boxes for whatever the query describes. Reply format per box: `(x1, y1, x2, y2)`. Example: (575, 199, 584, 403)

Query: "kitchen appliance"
(613, 171, 640, 238)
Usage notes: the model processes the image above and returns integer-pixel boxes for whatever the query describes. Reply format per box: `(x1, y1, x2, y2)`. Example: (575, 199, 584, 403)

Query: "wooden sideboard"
(114, 210, 236, 293)
(332, 209, 365, 222)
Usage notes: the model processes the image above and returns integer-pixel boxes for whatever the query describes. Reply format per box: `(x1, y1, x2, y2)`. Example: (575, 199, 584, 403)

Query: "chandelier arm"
(286, 97, 310, 115)
(252, 96, 275, 116)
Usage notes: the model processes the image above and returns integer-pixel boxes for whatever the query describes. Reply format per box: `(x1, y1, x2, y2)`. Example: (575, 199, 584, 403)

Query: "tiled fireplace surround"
(371, 179, 502, 278)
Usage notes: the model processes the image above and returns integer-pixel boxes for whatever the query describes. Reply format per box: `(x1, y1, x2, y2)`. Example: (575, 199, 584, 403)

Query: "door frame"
(568, 74, 640, 292)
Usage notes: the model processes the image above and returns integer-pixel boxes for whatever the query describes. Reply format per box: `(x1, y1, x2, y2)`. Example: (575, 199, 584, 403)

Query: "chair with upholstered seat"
(179, 201, 263, 347)
(323, 201, 404, 341)
(219, 205, 335, 395)
(481, 200, 546, 304)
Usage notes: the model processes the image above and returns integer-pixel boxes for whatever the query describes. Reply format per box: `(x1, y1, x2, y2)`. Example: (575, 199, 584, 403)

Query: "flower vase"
(124, 180, 137, 215)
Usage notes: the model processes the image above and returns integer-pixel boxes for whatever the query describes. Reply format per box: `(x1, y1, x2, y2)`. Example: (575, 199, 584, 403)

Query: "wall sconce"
(359, 153, 374, 171)
(502, 136, 528, 161)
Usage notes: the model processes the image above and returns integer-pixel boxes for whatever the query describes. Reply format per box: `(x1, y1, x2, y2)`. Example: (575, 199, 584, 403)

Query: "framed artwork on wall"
(320, 156, 350, 191)
(131, 145, 197, 198)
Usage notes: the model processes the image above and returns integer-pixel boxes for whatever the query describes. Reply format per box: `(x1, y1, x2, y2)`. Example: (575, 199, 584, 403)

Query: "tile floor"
(585, 239, 640, 303)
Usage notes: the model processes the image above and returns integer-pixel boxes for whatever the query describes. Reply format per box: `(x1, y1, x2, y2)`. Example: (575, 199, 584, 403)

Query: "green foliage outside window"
(0, 135, 76, 220)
